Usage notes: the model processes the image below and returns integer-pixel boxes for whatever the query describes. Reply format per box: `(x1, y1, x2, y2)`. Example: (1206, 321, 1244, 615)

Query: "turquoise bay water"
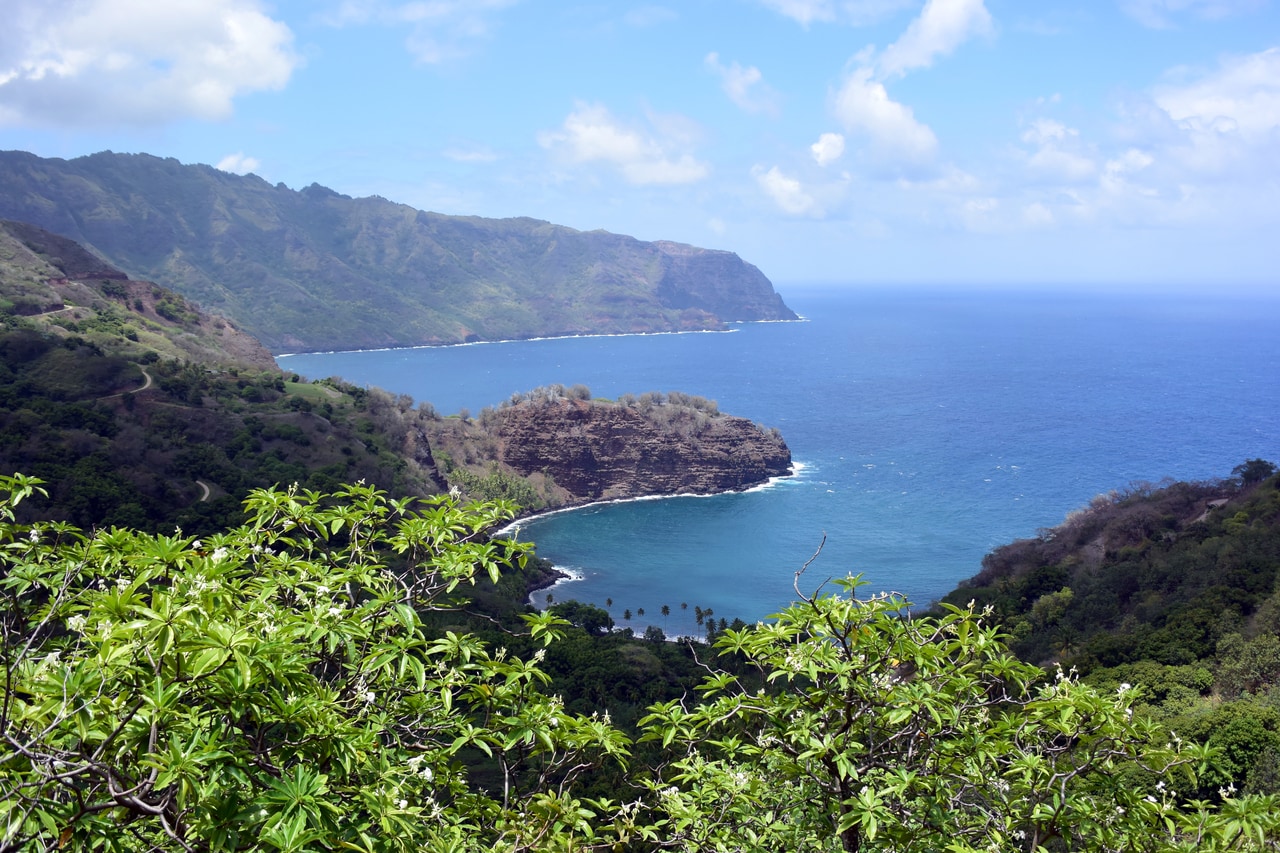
(282, 289, 1280, 638)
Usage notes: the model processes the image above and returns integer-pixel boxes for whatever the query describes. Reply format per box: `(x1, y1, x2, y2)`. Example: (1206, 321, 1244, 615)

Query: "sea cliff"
(422, 388, 791, 514)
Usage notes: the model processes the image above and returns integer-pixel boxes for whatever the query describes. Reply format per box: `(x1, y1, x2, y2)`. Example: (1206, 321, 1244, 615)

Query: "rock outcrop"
(495, 398, 791, 503)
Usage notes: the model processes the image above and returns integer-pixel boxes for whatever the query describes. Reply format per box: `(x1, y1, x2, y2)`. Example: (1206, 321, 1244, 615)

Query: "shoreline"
(274, 316, 807, 358)
(500, 461, 808, 599)
(277, 322, 757, 356)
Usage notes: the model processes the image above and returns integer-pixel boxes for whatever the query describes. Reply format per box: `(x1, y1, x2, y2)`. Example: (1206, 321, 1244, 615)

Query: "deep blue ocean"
(281, 288, 1280, 638)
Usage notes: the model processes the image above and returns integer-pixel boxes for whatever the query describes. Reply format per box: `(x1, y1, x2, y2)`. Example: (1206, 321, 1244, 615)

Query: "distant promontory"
(0, 150, 798, 354)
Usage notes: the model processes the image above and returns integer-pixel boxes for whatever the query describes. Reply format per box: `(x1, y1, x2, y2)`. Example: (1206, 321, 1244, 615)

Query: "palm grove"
(5, 472, 1280, 852)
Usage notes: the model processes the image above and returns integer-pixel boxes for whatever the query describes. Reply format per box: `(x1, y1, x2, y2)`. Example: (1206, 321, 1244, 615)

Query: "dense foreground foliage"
(4, 476, 1280, 851)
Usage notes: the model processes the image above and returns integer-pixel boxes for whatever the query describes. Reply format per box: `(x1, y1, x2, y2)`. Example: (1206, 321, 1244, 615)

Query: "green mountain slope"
(0, 221, 445, 532)
(0, 150, 797, 353)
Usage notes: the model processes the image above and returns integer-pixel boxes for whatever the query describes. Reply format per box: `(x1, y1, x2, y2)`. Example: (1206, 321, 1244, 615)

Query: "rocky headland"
(422, 387, 792, 515)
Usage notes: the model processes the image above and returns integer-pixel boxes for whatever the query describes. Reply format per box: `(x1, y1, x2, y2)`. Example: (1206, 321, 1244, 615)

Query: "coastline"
(500, 461, 808, 600)
(276, 326, 743, 359)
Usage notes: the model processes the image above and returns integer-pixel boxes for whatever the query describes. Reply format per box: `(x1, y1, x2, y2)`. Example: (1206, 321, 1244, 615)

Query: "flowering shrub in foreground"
(2, 474, 1280, 851)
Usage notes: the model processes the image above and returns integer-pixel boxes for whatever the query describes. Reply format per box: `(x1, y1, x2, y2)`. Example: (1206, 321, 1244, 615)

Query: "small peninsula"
(423, 386, 792, 515)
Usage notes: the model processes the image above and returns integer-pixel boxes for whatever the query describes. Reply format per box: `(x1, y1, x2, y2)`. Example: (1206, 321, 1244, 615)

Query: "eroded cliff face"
(495, 398, 791, 503)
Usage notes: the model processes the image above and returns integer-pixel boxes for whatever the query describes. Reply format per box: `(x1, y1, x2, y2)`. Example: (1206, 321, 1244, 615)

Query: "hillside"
(0, 150, 798, 353)
(0, 222, 445, 531)
(0, 221, 790, 537)
(941, 462, 1280, 672)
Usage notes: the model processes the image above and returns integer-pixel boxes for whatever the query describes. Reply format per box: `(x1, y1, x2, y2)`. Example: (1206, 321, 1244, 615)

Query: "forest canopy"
(3, 474, 1280, 852)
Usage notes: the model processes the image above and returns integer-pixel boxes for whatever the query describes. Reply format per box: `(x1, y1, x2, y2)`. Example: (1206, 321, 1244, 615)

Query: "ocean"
(280, 288, 1280, 638)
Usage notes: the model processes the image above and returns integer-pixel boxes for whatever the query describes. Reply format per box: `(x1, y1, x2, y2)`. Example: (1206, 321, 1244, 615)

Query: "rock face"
(496, 399, 792, 503)
(0, 150, 799, 353)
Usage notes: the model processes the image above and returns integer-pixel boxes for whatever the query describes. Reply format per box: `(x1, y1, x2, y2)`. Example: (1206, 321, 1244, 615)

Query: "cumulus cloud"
(1154, 48, 1280, 139)
(753, 165, 821, 215)
(1019, 118, 1096, 182)
(216, 153, 261, 174)
(833, 67, 939, 168)
(811, 132, 846, 166)
(1120, 0, 1265, 29)
(705, 52, 779, 115)
(0, 0, 298, 127)
(876, 0, 993, 78)
(321, 0, 518, 64)
(539, 103, 709, 185)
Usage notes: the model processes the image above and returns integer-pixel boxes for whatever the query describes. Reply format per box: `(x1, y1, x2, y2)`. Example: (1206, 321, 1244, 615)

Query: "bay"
(281, 288, 1280, 638)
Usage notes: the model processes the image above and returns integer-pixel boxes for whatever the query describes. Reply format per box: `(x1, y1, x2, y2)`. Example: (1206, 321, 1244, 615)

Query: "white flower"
(211, 547, 229, 563)
(364, 690, 376, 704)
(27, 528, 39, 543)
(397, 799, 408, 810)
(67, 615, 88, 633)
(1118, 682, 1132, 694)
(328, 606, 342, 618)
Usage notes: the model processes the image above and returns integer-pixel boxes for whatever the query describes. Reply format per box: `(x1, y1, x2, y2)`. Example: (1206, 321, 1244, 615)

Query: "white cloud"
(756, 0, 838, 25)
(539, 103, 709, 185)
(833, 67, 939, 168)
(1018, 118, 1097, 182)
(216, 152, 261, 174)
(321, 0, 518, 64)
(877, 0, 993, 78)
(811, 132, 846, 166)
(756, 0, 918, 26)
(1120, 0, 1265, 29)
(0, 0, 298, 127)
(624, 6, 679, 27)
(1154, 48, 1280, 139)
(1022, 202, 1054, 227)
(705, 52, 779, 115)
(753, 165, 821, 215)
(442, 147, 500, 163)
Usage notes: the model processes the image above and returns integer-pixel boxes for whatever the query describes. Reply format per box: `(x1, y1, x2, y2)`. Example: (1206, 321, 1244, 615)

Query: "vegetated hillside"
(940, 461, 1280, 796)
(942, 461, 1280, 672)
(0, 221, 445, 532)
(0, 150, 798, 353)
(426, 385, 791, 511)
(0, 220, 274, 370)
(1, 221, 791, 540)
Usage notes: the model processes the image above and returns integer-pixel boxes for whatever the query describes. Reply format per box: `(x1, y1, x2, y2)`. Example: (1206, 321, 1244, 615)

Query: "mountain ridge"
(0, 150, 797, 353)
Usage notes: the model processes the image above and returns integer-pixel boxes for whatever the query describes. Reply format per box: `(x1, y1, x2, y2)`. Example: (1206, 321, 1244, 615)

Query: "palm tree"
(623, 609, 632, 621)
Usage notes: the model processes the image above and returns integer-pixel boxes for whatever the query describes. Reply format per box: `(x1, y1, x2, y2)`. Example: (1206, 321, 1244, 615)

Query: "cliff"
(0, 150, 798, 353)
(423, 388, 791, 511)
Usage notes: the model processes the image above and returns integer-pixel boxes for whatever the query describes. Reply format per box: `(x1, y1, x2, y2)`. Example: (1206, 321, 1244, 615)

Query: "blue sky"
(1, 0, 1277, 290)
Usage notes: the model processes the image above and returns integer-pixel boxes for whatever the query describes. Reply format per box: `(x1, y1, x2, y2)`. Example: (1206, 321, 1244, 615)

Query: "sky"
(1, 0, 1278, 290)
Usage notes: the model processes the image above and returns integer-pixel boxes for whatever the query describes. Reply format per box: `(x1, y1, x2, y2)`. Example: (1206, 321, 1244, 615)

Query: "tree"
(1233, 458, 1277, 486)
(0, 476, 633, 852)
(638, 572, 1260, 853)
(5, 475, 1280, 852)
